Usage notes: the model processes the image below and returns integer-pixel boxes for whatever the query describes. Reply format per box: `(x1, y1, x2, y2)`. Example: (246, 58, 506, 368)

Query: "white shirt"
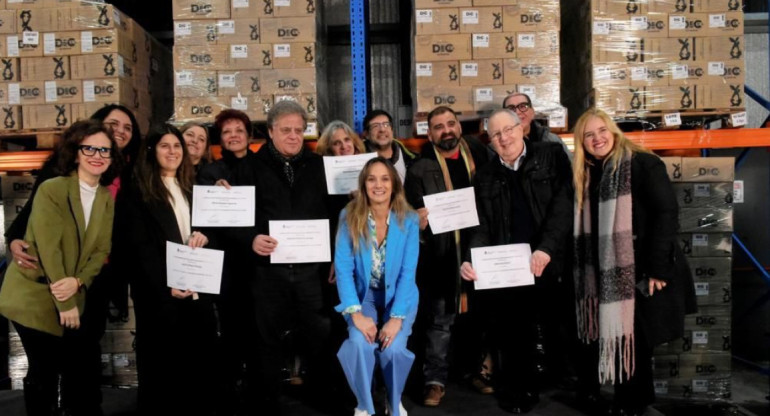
(162, 177, 191, 242)
(500, 143, 528, 172)
(79, 180, 99, 230)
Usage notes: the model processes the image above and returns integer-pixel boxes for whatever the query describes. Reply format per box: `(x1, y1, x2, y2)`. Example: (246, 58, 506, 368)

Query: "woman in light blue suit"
(335, 157, 420, 416)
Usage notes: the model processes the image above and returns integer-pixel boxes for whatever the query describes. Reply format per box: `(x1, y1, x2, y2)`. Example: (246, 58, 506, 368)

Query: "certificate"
(192, 185, 255, 227)
(422, 187, 480, 234)
(323, 153, 378, 195)
(471, 244, 534, 290)
(166, 241, 224, 294)
(269, 219, 331, 264)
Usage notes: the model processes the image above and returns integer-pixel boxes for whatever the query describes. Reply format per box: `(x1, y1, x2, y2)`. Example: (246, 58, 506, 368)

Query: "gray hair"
(267, 100, 308, 128)
(502, 92, 532, 108)
(489, 108, 522, 125)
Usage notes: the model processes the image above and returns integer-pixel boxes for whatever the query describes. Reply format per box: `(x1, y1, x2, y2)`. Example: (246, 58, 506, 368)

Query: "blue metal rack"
(349, 0, 369, 132)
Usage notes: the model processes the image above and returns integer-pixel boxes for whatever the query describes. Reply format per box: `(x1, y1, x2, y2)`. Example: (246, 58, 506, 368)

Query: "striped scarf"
(574, 150, 636, 384)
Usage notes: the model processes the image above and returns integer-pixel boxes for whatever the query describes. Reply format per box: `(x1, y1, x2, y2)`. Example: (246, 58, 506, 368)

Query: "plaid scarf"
(574, 150, 636, 384)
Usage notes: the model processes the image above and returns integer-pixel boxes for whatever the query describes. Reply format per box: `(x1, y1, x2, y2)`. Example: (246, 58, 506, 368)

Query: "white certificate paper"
(166, 241, 224, 294)
(323, 153, 378, 195)
(471, 244, 535, 290)
(269, 219, 331, 264)
(423, 187, 480, 234)
(192, 185, 255, 227)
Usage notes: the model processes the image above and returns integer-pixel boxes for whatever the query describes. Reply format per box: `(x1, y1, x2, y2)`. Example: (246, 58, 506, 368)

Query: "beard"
(436, 135, 459, 151)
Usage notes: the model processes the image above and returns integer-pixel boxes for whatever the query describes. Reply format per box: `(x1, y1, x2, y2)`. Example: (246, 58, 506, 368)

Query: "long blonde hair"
(317, 120, 365, 156)
(572, 108, 652, 208)
(345, 157, 413, 252)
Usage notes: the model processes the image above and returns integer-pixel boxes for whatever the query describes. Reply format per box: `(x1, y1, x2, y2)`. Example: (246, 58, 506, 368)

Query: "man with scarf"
(459, 108, 573, 414)
(231, 100, 332, 415)
(404, 106, 490, 407)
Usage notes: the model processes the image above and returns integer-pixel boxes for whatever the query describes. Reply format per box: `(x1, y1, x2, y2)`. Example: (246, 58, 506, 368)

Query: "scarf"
(574, 150, 635, 384)
(432, 138, 475, 314)
(267, 140, 303, 186)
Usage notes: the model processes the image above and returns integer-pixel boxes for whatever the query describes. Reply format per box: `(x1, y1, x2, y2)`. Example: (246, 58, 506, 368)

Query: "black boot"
(23, 377, 58, 416)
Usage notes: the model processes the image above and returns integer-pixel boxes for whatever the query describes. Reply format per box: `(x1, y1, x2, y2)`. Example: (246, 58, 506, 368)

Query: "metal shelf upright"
(349, 0, 370, 133)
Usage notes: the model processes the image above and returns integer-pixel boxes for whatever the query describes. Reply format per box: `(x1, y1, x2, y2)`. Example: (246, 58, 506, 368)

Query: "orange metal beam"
(560, 128, 770, 150)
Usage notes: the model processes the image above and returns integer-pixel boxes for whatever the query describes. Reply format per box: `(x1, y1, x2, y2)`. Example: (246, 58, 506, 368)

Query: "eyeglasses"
(488, 124, 520, 142)
(506, 102, 532, 113)
(79, 145, 112, 158)
(368, 121, 392, 131)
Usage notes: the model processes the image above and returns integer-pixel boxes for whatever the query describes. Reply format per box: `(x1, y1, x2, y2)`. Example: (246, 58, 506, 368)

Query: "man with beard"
(404, 106, 490, 407)
(502, 93, 570, 158)
(362, 109, 418, 183)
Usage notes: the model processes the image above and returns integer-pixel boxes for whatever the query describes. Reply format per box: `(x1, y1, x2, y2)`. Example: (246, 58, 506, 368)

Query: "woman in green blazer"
(0, 120, 122, 416)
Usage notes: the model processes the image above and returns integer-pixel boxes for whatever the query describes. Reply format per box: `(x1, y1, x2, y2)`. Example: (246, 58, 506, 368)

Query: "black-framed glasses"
(488, 124, 520, 142)
(368, 121, 392, 130)
(506, 102, 532, 113)
(79, 145, 112, 158)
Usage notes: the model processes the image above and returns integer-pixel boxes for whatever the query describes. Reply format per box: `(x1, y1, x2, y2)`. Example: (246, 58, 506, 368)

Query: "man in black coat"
(362, 109, 418, 183)
(460, 108, 573, 414)
(231, 100, 331, 415)
(404, 106, 491, 407)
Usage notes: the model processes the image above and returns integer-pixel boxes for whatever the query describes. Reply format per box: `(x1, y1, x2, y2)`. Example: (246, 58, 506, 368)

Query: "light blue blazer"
(334, 209, 420, 319)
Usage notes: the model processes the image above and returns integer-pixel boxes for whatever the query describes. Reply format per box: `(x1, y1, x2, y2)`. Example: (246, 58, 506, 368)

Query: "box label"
(416, 121, 428, 135)
(22, 31, 38, 46)
(594, 66, 610, 81)
(416, 10, 433, 23)
(275, 0, 291, 6)
(518, 33, 535, 48)
(549, 108, 566, 128)
(45, 81, 56, 102)
(416, 63, 433, 77)
(473, 33, 490, 48)
(274, 44, 290, 58)
(304, 121, 318, 137)
(694, 184, 710, 197)
(693, 234, 708, 247)
(7, 36, 19, 57)
(461, 62, 478, 77)
(219, 74, 236, 88)
(731, 111, 747, 127)
(8, 83, 19, 104)
(81, 32, 93, 53)
(631, 66, 646, 81)
(692, 379, 708, 393)
(733, 180, 744, 203)
(218, 20, 235, 35)
(692, 330, 708, 345)
(654, 380, 669, 395)
(231, 44, 248, 59)
(593, 21, 610, 35)
(463, 10, 479, 25)
(670, 16, 686, 30)
(631, 16, 647, 31)
(43, 33, 55, 54)
(519, 85, 535, 96)
(176, 71, 194, 86)
(175, 22, 192, 37)
(233, 0, 249, 7)
(664, 113, 682, 127)
(710, 14, 726, 28)
(475, 87, 493, 102)
(695, 282, 710, 296)
(671, 65, 688, 80)
(231, 95, 248, 110)
(83, 80, 95, 102)
(708, 61, 724, 76)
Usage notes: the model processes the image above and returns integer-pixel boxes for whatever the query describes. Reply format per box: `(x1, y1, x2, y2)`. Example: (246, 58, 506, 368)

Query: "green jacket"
(0, 172, 114, 336)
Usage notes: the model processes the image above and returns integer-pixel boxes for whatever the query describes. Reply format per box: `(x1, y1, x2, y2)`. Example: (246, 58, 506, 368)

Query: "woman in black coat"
(571, 108, 696, 416)
(124, 125, 219, 416)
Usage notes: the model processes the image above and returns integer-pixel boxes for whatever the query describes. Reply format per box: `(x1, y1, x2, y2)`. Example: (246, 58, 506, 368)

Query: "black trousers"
(249, 264, 330, 411)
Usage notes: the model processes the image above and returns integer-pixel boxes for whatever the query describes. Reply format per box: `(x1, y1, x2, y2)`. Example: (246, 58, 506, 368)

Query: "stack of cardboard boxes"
(172, 0, 325, 133)
(654, 156, 734, 400)
(587, 0, 745, 113)
(412, 0, 563, 125)
(0, 0, 172, 133)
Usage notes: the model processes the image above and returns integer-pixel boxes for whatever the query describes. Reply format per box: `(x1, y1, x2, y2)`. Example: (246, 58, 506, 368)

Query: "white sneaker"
(353, 408, 371, 416)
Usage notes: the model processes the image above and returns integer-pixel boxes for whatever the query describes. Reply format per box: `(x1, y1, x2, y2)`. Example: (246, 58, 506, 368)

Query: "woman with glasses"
(0, 120, 122, 416)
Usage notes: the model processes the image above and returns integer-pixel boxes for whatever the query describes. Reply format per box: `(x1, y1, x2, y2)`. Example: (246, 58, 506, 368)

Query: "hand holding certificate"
(422, 187, 480, 234)
(269, 220, 331, 263)
(166, 241, 224, 294)
(192, 185, 255, 227)
(323, 153, 378, 195)
(470, 244, 534, 290)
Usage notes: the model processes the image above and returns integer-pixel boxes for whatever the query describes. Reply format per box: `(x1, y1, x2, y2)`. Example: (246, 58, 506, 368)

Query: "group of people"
(0, 94, 695, 416)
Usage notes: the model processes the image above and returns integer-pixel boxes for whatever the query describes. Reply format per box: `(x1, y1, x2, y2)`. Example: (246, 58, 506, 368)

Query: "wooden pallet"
(0, 128, 65, 149)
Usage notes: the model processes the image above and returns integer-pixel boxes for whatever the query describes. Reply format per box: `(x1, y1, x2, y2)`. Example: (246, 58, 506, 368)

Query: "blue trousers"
(337, 288, 416, 416)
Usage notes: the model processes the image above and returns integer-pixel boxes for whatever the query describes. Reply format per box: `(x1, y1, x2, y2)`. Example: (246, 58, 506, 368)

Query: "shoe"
(576, 392, 612, 416)
(471, 373, 495, 395)
(423, 385, 445, 407)
(499, 391, 540, 414)
(353, 408, 372, 416)
(385, 402, 407, 416)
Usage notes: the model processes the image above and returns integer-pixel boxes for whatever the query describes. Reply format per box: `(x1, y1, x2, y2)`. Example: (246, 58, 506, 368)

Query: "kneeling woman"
(335, 157, 420, 416)
(0, 120, 121, 416)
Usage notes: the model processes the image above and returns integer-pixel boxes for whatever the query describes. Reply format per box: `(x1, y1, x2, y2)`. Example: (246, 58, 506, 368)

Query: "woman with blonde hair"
(180, 121, 211, 176)
(317, 120, 366, 156)
(571, 108, 695, 416)
(335, 157, 420, 416)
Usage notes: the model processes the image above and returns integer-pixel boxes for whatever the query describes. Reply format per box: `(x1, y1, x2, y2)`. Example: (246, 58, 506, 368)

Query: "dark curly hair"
(57, 119, 124, 186)
(135, 124, 193, 207)
(90, 104, 142, 164)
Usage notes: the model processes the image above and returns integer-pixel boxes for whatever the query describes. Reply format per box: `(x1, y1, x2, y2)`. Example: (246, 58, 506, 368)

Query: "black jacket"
(197, 148, 253, 185)
(468, 141, 573, 279)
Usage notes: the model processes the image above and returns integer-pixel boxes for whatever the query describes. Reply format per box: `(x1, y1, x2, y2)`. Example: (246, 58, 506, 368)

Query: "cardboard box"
(653, 354, 681, 379)
(594, 64, 631, 87)
(592, 13, 669, 39)
(415, 8, 461, 35)
(679, 207, 733, 232)
(173, 20, 219, 46)
(259, 17, 316, 43)
(230, 0, 272, 19)
(694, 281, 732, 306)
(667, 13, 710, 36)
(514, 31, 559, 58)
(684, 305, 731, 329)
(79, 29, 134, 56)
(40, 32, 81, 57)
(674, 182, 734, 208)
(72, 102, 121, 122)
(700, 60, 744, 85)
(0, 34, 44, 58)
(172, 0, 231, 20)
(0, 57, 20, 81)
(678, 353, 731, 379)
(20, 56, 69, 80)
(695, 0, 745, 12)
(471, 32, 516, 60)
(502, 4, 560, 32)
(216, 19, 262, 44)
(246, 94, 273, 121)
(42, 79, 81, 104)
(174, 96, 229, 121)
(591, 37, 645, 64)
(472, 84, 516, 112)
(0, 10, 17, 34)
(516, 81, 560, 104)
(64, 4, 130, 32)
(667, 62, 710, 85)
(592, 0, 649, 15)
(681, 157, 735, 181)
(655, 329, 732, 354)
(4, 0, 45, 9)
(173, 45, 229, 70)
(82, 78, 136, 105)
(416, 85, 474, 113)
(459, 59, 502, 86)
(688, 257, 732, 282)
(22, 103, 71, 128)
(505, 58, 559, 85)
(260, 68, 315, 95)
(273, 93, 317, 118)
(1, 175, 34, 199)
(649, 0, 696, 13)
(415, 61, 460, 88)
(647, 37, 704, 63)
(415, 34, 472, 62)
(649, 84, 703, 110)
(627, 63, 668, 86)
(272, 0, 318, 17)
(706, 12, 743, 36)
(415, 0, 473, 7)
(15, 8, 56, 32)
(222, 43, 270, 69)
(660, 156, 682, 181)
(703, 35, 744, 61)
(0, 106, 21, 130)
(217, 69, 261, 96)
(678, 232, 732, 257)
(175, 70, 218, 97)
(0, 81, 45, 105)
(271, 42, 315, 69)
(594, 85, 652, 111)
(700, 83, 744, 109)
(70, 53, 132, 79)
(654, 377, 731, 401)
(3, 198, 26, 223)
(459, 7, 503, 33)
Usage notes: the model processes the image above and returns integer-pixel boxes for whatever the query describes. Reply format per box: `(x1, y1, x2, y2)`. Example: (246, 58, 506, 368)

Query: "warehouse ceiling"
(106, 1, 173, 46)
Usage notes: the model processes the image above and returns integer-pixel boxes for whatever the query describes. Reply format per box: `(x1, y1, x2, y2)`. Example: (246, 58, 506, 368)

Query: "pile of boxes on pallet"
(655, 156, 735, 400)
(0, 0, 172, 133)
(411, 0, 565, 129)
(587, 0, 745, 113)
(172, 0, 326, 134)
